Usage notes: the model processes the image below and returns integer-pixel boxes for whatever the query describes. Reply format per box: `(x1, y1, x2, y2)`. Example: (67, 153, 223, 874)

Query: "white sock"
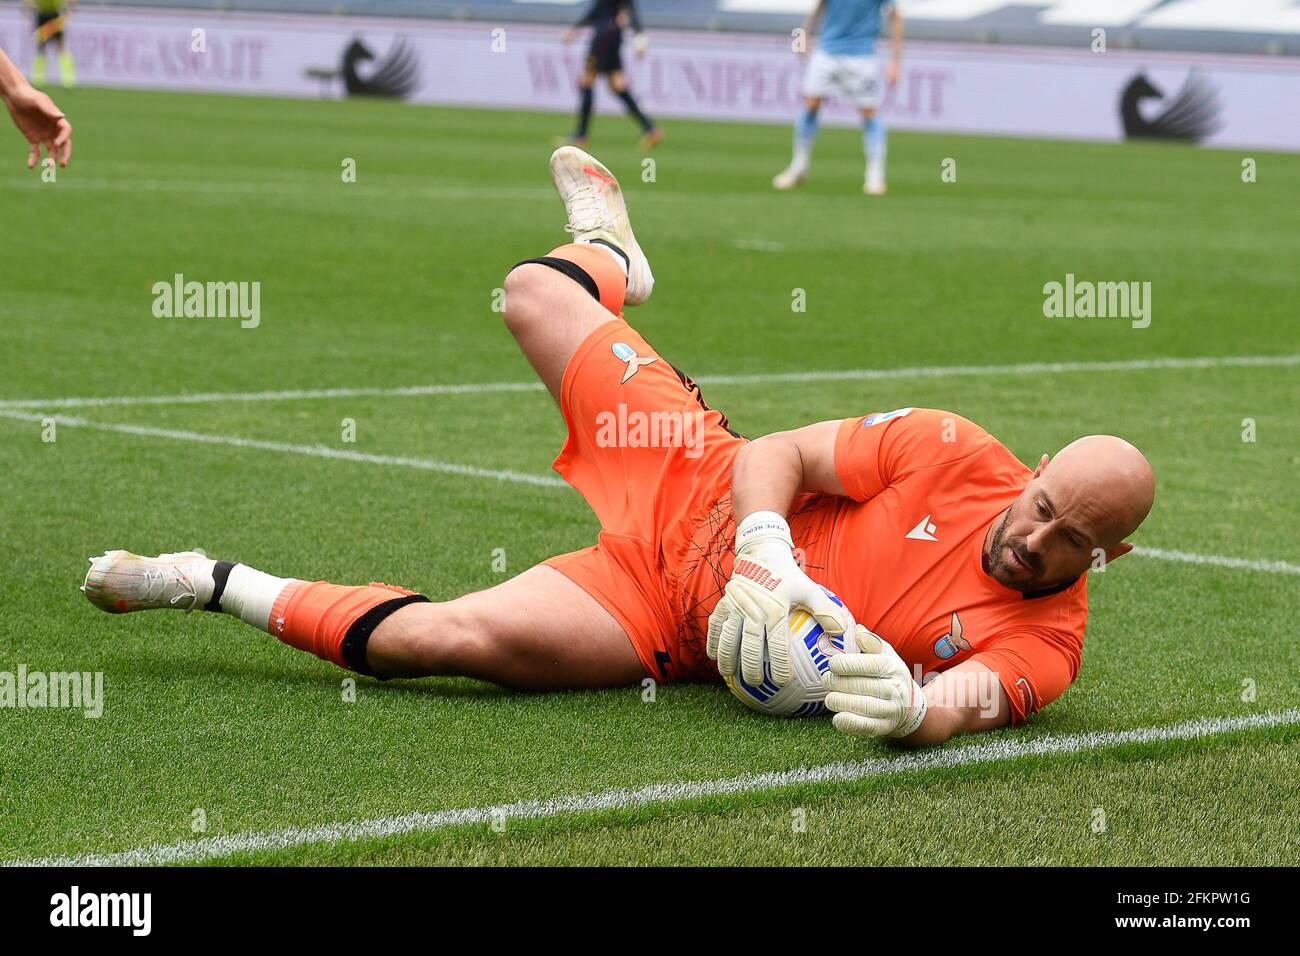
(219, 564, 296, 632)
(792, 145, 811, 174)
(584, 240, 630, 278)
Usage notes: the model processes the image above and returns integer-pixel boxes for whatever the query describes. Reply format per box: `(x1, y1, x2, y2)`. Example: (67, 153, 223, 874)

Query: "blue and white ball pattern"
(723, 591, 859, 717)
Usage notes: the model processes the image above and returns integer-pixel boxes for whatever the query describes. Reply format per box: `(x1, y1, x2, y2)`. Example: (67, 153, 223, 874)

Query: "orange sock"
(268, 580, 427, 674)
(543, 242, 627, 317)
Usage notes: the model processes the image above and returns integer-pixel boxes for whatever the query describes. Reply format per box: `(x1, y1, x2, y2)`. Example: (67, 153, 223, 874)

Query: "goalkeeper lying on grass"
(83, 147, 1154, 747)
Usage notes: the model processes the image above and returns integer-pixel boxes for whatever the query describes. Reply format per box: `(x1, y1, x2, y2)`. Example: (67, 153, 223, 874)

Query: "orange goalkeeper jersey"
(674, 407, 1088, 723)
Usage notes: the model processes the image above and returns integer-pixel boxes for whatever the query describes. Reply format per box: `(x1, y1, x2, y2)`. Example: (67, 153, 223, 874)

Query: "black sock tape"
(340, 593, 432, 678)
(587, 238, 629, 269)
(206, 560, 235, 613)
(510, 255, 600, 301)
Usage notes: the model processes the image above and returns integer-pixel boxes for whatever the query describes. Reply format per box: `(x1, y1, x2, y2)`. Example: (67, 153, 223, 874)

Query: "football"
(724, 591, 859, 717)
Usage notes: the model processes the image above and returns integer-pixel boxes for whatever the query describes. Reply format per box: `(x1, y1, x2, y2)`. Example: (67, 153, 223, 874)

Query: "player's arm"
(825, 632, 1010, 746)
(730, 419, 845, 521)
(0, 45, 72, 168)
(624, 0, 648, 55)
(574, 0, 599, 27)
(886, 3, 903, 87)
(706, 421, 852, 686)
(624, 0, 643, 34)
(801, 0, 826, 45)
(563, 0, 599, 42)
(899, 660, 1010, 746)
(829, 622, 1078, 745)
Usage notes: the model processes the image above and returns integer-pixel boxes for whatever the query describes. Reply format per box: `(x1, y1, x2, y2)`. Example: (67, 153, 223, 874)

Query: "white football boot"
(82, 549, 215, 614)
(549, 146, 654, 306)
(864, 169, 887, 196)
(772, 165, 805, 190)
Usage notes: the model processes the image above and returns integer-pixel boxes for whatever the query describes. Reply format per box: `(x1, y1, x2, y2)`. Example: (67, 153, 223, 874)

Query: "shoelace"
(137, 566, 197, 609)
(167, 567, 197, 609)
(562, 182, 610, 235)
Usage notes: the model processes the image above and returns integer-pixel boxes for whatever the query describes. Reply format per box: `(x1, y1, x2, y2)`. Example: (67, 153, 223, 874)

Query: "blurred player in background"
(559, 0, 662, 151)
(774, 0, 901, 195)
(0, 44, 72, 166)
(27, 0, 76, 88)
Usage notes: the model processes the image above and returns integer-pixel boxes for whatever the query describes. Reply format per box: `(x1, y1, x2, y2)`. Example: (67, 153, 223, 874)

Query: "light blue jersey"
(819, 0, 889, 56)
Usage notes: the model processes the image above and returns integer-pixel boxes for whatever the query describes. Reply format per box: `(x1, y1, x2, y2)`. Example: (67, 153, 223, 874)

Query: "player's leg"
(31, 33, 48, 86)
(502, 145, 653, 403)
(82, 552, 644, 689)
(79, 149, 672, 688)
(774, 96, 823, 190)
(54, 25, 75, 88)
(845, 54, 885, 195)
(503, 258, 620, 403)
(566, 62, 598, 146)
(607, 70, 662, 150)
(860, 106, 886, 195)
(366, 565, 643, 687)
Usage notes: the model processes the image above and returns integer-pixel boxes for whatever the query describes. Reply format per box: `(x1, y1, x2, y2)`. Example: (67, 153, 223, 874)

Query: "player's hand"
(561, 27, 578, 45)
(706, 511, 852, 687)
(884, 59, 900, 88)
(3, 83, 71, 169)
(824, 625, 928, 739)
(632, 34, 649, 58)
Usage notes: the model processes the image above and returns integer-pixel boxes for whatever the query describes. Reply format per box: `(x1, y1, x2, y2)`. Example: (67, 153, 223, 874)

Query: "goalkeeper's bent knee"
(509, 242, 626, 317)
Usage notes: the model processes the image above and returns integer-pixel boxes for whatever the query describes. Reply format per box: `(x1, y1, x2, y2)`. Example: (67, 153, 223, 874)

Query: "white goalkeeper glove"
(824, 625, 928, 739)
(706, 511, 852, 687)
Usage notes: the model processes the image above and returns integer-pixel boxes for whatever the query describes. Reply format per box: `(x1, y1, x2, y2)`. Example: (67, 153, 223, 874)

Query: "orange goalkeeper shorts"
(543, 318, 745, 683)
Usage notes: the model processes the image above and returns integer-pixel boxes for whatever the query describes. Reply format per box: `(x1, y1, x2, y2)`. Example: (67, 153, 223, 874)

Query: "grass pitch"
(1, 88, 1297, 866)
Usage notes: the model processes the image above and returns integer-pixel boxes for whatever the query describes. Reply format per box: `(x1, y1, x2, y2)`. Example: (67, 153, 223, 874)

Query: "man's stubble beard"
(985, 505, 1040, 592)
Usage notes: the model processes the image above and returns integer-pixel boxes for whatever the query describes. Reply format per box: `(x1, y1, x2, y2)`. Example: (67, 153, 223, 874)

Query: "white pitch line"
(1, 353, 1295, 411)
(0, 381, 547, 411)
(696, 353, 1300, 387)
(0, 176, 1174, 213)
(10, 709, 1297, 867)
(0, 176, 556, 204)
(2, 410, 1295, 577)
(0, 410, 567, 489)
(1132, 546, 1300, 576)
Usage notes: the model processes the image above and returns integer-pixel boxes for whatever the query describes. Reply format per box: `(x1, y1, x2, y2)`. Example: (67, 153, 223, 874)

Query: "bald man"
(81, 147, 1153, 747)
(709, 413, 1155, 745)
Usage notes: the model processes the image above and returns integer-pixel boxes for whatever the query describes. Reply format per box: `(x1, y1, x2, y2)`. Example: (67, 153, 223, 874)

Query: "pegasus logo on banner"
(1120, 70, 1222, 143)
(342, 37, 421, 99)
